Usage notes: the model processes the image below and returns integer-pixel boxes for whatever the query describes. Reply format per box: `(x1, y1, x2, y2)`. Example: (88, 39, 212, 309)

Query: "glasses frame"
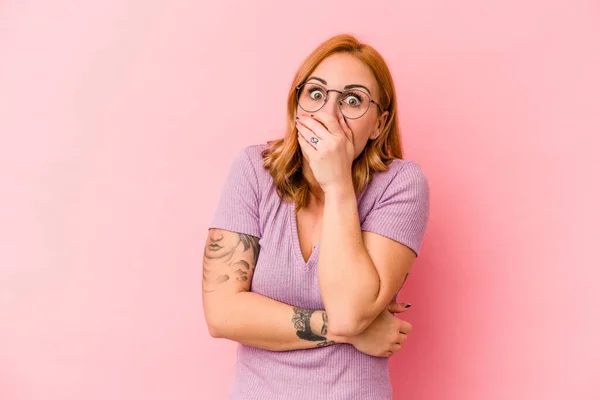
(295, 83, 384, 120)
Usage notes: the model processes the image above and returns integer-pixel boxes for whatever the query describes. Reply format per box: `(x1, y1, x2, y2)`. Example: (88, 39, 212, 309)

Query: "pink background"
(1, 1, 598, 399)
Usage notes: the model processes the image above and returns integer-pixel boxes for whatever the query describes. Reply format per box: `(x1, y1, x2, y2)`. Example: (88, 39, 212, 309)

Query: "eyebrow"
(306, 76, 372, 95)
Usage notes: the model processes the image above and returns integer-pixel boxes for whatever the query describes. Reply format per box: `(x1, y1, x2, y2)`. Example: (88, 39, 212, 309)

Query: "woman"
(202, 33, 430, 399)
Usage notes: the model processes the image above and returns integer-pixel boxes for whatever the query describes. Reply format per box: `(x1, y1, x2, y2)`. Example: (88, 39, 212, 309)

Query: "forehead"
(310, 53, 377, 92)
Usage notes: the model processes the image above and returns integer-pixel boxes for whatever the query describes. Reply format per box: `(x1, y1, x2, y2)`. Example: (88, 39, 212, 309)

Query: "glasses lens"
(339, 89, 371, 119)
(297, 84, 373, 119)
(298, 83, 326, 112)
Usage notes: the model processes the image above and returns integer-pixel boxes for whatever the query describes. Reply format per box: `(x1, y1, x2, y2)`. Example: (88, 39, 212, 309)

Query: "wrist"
(328, 331, 352, 344)
(322, 180, 355, 200)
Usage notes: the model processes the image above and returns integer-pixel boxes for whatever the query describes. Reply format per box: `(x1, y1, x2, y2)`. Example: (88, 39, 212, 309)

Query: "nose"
(209, 231, 223, 241)
(315, 90, 343, 119)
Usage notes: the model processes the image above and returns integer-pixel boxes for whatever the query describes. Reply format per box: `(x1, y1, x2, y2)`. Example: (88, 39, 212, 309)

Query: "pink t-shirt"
(209, 143, 430, 400)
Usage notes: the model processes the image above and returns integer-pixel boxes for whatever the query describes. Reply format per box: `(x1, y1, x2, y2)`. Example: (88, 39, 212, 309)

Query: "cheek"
(223, 237, 238, 250)
(296, 105, 312, 118)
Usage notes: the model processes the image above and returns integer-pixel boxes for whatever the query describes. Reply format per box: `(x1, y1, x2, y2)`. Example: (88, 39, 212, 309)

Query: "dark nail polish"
(405, 303, 412, 308)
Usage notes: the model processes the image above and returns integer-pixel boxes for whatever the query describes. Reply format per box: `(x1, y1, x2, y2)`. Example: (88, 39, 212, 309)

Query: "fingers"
(300, 113, 349, 141)
(382, 343, 402, 358)
(396, 332, 408, 345)
(397, 320, 413, 335)
(297, 115, 334, 140)
(297, 128, 318, 157)
(338, 115, 354, 144)
(386, 333, 408, 357)
(386, 302, 412, 314)
(296, 118, 321, 152)
(297, 114, 353, 149)
(298, 132, 317, 157)
(312, 113, 344, 137)
(382, 320, 411, 357)
(390, 343, 402, 354)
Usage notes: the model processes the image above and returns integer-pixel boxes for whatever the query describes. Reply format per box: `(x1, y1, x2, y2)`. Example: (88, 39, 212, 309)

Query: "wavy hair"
(261, 34, 403, 210)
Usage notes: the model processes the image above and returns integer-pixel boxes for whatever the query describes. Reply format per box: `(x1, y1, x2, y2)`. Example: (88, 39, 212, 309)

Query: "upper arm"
(202, 229, 260, 335)
(203, 147, 262, 329)
(202, 229, 260, 295)
(361, 161, 430, 313)
(363, 231, 416, 312)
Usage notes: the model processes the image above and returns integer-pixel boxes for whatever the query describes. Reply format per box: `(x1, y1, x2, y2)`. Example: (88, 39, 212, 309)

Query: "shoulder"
(224, 143, 274, 205)
(240, 143, 269, 161)
(388, 159, 427, 180)
(369, 159, 429, 197)
(360, 159, 430, 256)
(227, 143, 270, 178)
(234, 143, 269, 172)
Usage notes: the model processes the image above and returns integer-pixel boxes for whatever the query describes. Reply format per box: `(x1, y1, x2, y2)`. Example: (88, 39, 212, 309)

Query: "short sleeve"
(208, 147, 261, 238)
(361, 161, 430, 256)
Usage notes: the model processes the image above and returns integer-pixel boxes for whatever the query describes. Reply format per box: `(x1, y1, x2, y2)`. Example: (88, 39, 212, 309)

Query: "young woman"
(202, 33, 430, 399)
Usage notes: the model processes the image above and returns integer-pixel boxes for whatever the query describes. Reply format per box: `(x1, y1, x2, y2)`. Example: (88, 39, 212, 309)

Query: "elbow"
(328, 319, 368, 338)
(328, 323, 363, 338)
(203, 295, 235, 339)
(326, 311, 371, 337)
(204, 309, 229, 339)
(325, 297, 378, 337)
(206, 320, 224, 338)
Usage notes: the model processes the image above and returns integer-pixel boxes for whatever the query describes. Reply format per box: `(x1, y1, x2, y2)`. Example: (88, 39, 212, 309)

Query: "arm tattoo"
(202, 229, 260, 293)
(316, 340, 336, 347)
(292, 307, 336, 348)
(320, 312, 328, 336)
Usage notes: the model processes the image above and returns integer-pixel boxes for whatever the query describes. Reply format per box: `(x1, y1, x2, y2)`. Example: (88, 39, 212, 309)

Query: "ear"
(370, 110, 389, 140)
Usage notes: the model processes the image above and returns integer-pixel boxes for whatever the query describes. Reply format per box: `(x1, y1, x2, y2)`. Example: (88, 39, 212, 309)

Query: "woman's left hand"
(296, 114, 355, 192)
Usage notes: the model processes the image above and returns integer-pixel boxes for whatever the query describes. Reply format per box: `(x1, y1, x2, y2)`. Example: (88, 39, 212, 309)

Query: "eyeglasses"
(296, 83, 383, 120)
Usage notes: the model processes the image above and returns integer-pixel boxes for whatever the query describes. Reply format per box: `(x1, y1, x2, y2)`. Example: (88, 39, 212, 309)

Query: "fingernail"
(405, 303, 412, 308)
(296, 116, 299, 119)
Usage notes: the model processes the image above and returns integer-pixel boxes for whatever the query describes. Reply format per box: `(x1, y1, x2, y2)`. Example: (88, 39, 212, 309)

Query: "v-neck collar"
(289, 201, 320, 270)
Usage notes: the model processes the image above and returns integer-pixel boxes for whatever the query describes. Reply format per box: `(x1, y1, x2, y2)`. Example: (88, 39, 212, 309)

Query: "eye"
(342, 92, 363, 107)
(309, 88, 325, 100)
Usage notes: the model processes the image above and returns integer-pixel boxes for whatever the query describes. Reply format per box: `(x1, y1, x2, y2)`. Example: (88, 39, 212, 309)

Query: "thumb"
(386, 302, 412, 314)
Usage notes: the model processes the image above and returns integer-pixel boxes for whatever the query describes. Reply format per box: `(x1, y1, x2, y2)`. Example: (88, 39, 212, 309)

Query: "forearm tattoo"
(320, 311, 328, 336)
(292, 307, 336, 348)
(202, 229, 260, 293)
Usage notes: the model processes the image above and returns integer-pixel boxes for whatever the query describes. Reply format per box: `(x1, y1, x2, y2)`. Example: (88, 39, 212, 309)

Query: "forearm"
(203, 228, 346, 351)
(319, 183, 381, 335)
(209, 291, 348, 351)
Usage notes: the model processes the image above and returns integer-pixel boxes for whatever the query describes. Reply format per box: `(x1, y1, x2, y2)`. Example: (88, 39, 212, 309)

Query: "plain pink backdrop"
(1, 1, 598, 399)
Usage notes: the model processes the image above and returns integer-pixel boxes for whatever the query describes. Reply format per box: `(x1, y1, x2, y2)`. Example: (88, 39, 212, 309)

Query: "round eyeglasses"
(296, 82, 383, 120)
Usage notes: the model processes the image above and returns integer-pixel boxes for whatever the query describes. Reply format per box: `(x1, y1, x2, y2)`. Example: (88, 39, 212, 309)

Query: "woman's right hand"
(346, 302, 413, 358)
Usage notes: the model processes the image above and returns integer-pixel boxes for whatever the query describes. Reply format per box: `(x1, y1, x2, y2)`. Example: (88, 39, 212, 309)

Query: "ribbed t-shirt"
(209, 143, 430, 400)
